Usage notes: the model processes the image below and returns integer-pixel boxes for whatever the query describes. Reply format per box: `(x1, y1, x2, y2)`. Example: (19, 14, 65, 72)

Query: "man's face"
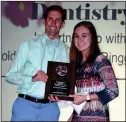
(44, 11, 64, 40)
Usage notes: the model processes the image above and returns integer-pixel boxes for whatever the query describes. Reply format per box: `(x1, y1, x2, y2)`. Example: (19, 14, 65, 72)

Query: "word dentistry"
(32, 3, 126, 25)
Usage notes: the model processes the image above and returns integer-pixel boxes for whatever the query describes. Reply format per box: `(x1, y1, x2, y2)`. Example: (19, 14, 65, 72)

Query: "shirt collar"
(43, 33, 60, 48)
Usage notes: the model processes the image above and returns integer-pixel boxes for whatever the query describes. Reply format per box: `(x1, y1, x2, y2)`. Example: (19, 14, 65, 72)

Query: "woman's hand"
(70, 95, 86, 105)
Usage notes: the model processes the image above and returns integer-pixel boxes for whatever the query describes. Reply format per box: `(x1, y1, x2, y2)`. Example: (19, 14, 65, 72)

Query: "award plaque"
(45, 61, 76, 101)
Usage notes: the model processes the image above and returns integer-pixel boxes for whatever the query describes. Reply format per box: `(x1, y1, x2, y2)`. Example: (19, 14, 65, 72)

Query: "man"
(5, 5, 69, 121)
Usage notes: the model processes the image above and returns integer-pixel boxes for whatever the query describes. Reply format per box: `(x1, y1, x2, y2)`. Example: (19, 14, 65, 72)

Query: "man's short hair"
(43, 5, 66, 22)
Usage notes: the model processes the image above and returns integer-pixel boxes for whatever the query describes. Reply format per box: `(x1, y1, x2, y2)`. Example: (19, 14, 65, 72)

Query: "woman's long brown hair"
(70, 21, 101, 66)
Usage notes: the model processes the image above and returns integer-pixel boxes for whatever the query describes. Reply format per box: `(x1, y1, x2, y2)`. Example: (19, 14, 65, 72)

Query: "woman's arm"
(95, 55, 119, 105)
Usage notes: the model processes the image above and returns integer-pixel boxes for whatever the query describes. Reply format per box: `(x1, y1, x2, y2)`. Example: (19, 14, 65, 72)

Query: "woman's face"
(73, 26, 92, 54)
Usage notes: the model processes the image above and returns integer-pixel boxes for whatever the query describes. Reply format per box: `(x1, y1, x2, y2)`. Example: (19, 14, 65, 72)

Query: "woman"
(70, 21, 119, 121)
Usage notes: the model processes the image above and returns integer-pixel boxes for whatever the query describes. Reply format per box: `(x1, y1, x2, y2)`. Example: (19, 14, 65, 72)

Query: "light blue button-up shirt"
(5, 33, 70, 98)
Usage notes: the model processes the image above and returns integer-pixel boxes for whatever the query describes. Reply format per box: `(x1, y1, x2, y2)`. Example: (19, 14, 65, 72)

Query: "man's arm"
(5, 42, 32, 85)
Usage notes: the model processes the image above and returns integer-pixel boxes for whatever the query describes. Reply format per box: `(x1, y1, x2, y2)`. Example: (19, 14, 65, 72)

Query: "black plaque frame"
(45, 61, 76, 101)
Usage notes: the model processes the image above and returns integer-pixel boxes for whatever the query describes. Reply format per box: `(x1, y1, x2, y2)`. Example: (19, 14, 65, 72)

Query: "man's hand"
(32, 70, 48, 83)
(48, 95, 60, 102)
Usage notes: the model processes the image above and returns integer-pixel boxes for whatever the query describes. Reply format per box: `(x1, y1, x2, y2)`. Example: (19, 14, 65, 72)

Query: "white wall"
(1, 1, 125, 121)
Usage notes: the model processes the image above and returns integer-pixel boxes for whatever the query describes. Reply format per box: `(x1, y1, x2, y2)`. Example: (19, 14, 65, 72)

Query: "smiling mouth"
(50, 27, 56, 30)
(78, 44, 84, 46)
